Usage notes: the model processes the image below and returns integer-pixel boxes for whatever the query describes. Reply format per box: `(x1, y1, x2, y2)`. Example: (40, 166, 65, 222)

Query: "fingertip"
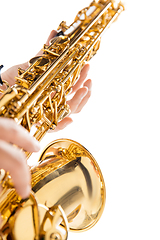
(50, 30, 57, 38)
(86, 63, 90, 70)
(83, 63, 90, 71)
(60, 117, 73, 128)
(53, 117, 73, 132)
(32, 139, 41, 152)
(83, 79, 92, 90)
(81, 86, 88, 97)
(66, 117, 73, 125)
(17, 185, 31, 199)
(81, 64, 90, 77)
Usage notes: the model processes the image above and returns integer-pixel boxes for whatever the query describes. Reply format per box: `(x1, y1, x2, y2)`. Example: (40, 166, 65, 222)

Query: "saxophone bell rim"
(38, 138, 106, 232)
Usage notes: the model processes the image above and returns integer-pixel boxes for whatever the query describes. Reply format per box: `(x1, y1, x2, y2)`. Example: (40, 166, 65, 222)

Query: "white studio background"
(1, 0, 160, 239)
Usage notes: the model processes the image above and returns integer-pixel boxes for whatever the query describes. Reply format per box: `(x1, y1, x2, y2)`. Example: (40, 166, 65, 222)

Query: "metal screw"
(50, 232, 61, 240)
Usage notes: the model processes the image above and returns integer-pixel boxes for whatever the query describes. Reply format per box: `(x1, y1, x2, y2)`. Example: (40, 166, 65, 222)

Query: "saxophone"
(0, 1, 124, 239)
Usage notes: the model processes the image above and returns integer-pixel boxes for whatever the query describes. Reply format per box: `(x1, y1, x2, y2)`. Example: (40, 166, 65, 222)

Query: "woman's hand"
(0, 118, 40, 199)
(1, 30, 92, 132)
(54, 64, 92, 131)
(0, 30, 92, 200)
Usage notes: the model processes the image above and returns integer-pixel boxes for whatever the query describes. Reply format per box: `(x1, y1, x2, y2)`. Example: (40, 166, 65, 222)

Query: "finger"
(1, 30, 57, 86)
(0, 140, 31, 198)
(83, 78, 92, 90)
(74, 79, 92, 113)
(0, 118, 40, 152)
(36, 30, 57, 56)
(67, 87, 88, 113)
(45, 30, 57, 45)
(1, 62, 29, 87)
(71, 64, 90, 93)
(48, 117, 73, 132)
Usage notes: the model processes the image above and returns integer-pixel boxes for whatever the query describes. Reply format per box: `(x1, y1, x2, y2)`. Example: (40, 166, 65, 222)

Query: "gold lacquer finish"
(0, 140, 105, 240)
(37, 139, 105, 232)
(0, 1, 124, 239)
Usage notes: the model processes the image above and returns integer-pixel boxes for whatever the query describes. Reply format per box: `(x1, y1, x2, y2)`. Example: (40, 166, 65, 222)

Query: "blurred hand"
(0, 118, 40, 199)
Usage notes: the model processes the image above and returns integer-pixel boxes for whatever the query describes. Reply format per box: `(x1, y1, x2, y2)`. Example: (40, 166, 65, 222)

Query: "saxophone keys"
(43, 45, 60, 57)
(0, 169, 6, 188)
(17, 67, 25, 76)
(0, 80, 10, 94)
(57, 21, 69, 32)
(42, 205, 68, 240)
(29, 56, 51, 71)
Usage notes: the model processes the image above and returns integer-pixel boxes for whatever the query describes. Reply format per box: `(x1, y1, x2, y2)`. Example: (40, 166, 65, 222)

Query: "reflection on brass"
(0, 1, 124, 239)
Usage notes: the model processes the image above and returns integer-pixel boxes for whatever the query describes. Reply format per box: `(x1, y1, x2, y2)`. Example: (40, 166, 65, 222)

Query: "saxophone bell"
(0, 139, 105, 240)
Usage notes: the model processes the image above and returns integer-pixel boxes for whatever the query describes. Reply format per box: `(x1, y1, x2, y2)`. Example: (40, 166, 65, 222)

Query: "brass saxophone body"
(0, 1, 124, 239)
